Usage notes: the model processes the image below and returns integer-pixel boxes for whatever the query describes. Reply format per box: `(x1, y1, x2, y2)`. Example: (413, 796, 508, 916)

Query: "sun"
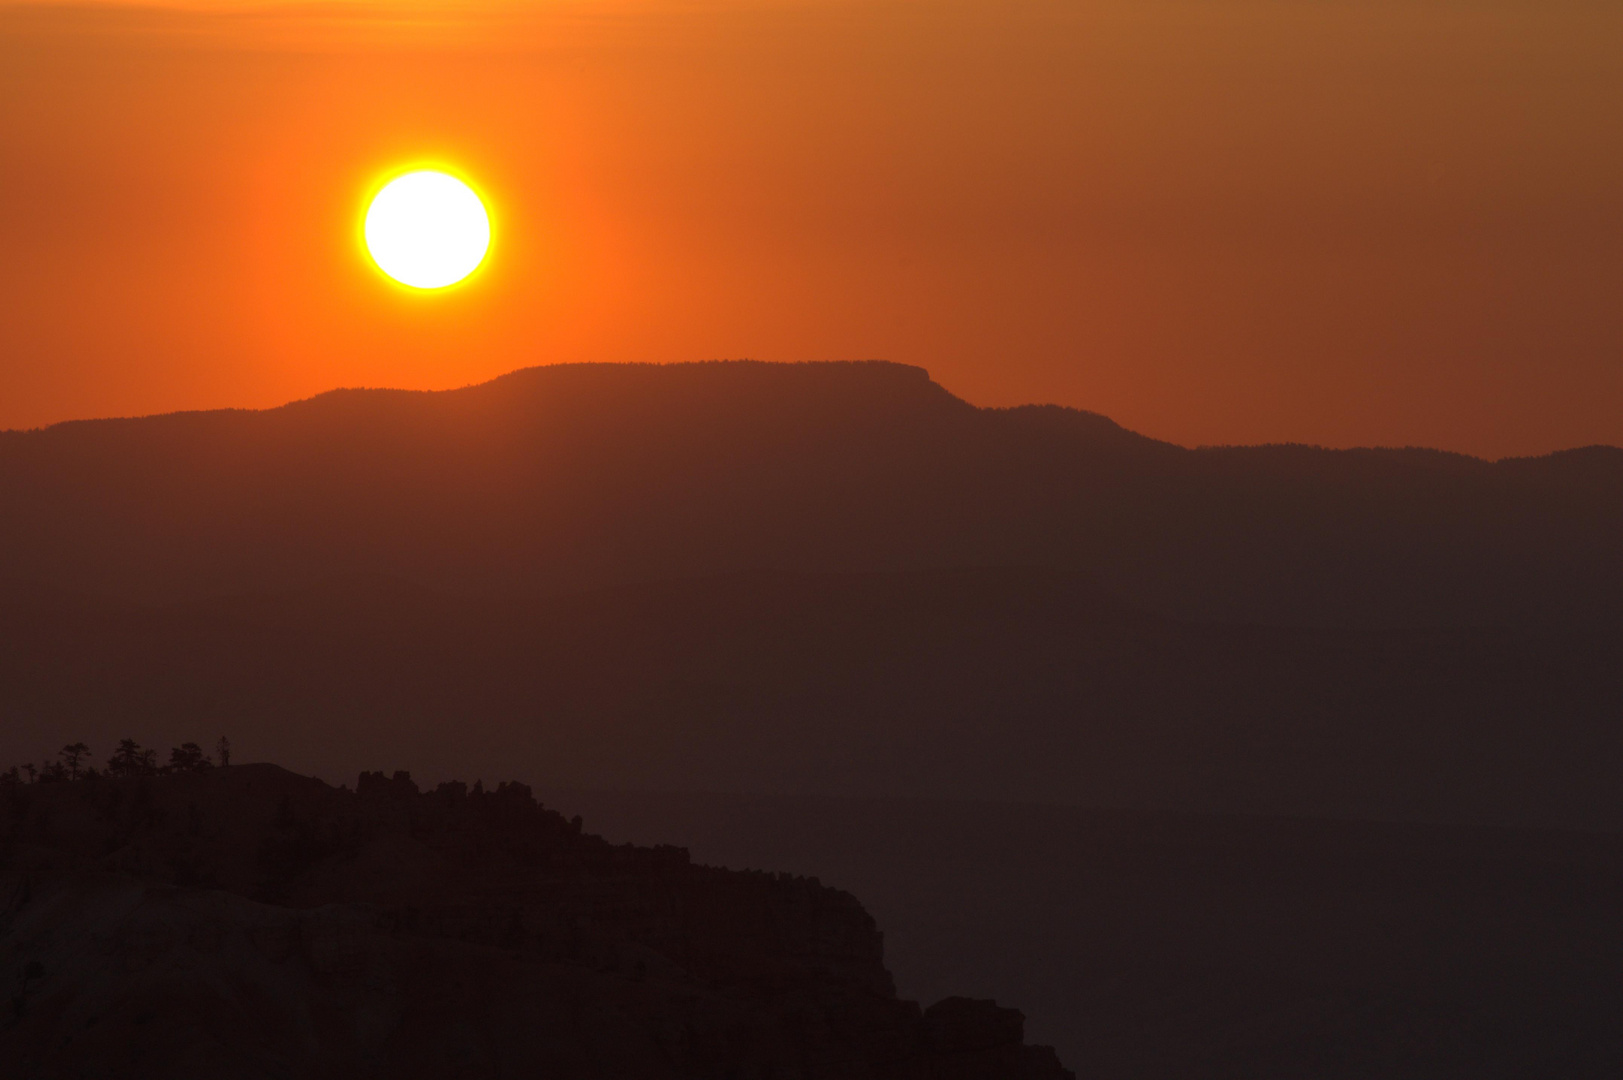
(364, 170, 491, 290)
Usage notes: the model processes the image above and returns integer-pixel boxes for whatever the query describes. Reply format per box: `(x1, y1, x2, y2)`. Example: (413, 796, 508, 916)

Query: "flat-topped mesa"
(0, 764, 1073, 1080)
(4, 359, 1617, 628)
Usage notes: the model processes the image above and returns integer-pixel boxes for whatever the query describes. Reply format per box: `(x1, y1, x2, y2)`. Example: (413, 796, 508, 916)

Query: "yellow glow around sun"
(364, 170, 490, 290)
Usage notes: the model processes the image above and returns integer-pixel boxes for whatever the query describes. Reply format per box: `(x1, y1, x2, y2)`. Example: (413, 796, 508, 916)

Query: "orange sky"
(2, 0, 1621, 457)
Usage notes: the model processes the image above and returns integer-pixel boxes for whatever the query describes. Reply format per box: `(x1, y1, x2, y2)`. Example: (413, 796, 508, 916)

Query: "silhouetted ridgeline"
(2, 360, 1620, 628)
(0, 763, 1071, 1079)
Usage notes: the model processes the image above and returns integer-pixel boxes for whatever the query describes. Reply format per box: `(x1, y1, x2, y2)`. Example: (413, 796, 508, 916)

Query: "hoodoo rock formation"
(0, 764, 1071, 1079)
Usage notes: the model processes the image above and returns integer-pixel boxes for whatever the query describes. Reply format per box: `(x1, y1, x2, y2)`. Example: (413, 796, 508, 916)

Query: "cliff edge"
(0, 763, 1070, 1079)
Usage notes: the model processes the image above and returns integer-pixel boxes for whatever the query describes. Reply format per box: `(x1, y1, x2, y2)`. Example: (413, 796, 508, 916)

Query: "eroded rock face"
(0, 765, 1073, 1079)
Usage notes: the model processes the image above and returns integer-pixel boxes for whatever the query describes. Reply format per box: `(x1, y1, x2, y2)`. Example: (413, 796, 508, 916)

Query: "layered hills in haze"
(1, 362, 1620, 827)
(4, 361, 1622, 1075)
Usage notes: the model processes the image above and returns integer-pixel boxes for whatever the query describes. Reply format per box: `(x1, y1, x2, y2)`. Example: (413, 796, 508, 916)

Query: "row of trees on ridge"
(2, 736, 231, 785)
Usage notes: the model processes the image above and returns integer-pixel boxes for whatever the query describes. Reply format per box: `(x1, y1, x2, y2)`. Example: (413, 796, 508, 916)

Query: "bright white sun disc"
(364, 171, 490, 289)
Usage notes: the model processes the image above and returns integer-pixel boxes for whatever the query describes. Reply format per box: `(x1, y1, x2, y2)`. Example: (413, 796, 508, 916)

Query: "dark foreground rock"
(0, 765, 1071, 1079)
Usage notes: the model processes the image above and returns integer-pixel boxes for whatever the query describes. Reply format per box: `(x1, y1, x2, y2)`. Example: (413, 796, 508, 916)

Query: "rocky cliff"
(0, 764, 1071, 1079)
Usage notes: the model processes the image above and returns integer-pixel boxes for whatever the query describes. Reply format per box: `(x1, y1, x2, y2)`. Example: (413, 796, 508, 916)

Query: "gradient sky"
(2, 0, 1620, 457)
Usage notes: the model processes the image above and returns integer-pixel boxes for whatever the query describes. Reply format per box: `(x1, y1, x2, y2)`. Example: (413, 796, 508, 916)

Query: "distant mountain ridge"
(3, 360, 1620, 628)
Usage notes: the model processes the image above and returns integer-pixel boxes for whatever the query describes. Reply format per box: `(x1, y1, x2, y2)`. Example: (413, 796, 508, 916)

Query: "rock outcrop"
(0, 764, 1072, 1079)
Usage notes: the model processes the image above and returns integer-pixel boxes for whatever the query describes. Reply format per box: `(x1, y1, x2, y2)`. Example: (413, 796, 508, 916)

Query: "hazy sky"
(3, 0, 1620, 456)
